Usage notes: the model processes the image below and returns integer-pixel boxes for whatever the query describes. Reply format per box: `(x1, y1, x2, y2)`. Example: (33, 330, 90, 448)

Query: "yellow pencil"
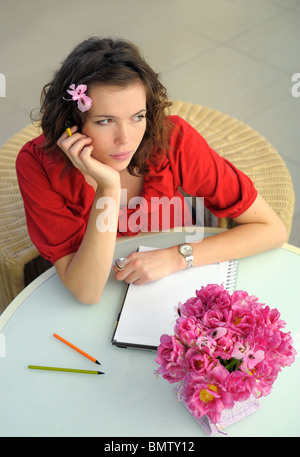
(65, 123, 72, 137)
(28, 365, 104, 375)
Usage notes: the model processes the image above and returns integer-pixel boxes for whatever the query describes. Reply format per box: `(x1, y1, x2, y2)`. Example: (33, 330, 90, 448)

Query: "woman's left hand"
(113, 246, 184, 285)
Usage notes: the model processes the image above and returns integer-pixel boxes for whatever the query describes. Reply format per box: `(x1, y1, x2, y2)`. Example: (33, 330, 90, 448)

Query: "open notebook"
(112, 246, 238, 350)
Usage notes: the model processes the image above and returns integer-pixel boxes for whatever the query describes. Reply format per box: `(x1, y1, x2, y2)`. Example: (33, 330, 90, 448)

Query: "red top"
(16, 116, 257, 264)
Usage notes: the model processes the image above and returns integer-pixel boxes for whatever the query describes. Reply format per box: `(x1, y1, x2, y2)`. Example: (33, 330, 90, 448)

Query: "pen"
(65, 123, 72, 137)
(53, 333, 101, 365)
(28, 365, 104, 375)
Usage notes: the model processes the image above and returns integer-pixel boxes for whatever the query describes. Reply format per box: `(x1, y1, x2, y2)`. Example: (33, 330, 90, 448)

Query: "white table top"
(0, 229, 299, 437)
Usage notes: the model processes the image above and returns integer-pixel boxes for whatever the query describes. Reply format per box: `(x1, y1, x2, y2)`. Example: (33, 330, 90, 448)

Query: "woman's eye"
(132, 114, 146, 122)
(97, 119, 114, 125)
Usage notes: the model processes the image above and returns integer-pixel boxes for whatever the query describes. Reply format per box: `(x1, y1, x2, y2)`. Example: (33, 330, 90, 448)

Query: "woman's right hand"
(57, 126, 120, 189)
(55, 125, 121, 304)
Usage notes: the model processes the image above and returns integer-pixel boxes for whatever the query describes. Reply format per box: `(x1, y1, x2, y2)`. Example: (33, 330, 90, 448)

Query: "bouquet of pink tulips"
(155, 284, 296, 426)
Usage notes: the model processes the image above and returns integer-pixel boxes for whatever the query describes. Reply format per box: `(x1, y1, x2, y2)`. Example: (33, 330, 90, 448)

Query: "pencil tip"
(95, 360, 101, 365)
(98, 371, 105, 375)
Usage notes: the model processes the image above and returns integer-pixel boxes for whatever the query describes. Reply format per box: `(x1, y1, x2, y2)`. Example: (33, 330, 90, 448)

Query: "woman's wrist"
(95, 175, 121, 196)
(168, 245, 188, 272)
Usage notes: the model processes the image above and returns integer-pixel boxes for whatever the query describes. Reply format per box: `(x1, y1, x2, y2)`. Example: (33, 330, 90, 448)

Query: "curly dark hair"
(36, 36, 173, 175)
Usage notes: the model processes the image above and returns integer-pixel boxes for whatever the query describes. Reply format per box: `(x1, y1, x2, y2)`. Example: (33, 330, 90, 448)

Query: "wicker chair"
(0, 102, 295, 312)
(170, 101, 295, 231)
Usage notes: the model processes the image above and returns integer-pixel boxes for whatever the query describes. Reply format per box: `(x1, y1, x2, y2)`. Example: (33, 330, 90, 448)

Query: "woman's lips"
(109, 151, 132, 161)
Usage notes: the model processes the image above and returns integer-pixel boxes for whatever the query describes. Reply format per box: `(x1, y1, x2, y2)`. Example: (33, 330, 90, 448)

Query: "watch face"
(180, 244, 193, 256)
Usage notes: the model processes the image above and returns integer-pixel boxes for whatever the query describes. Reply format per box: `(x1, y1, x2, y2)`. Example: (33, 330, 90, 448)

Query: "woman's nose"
(115, 124, 129, 144)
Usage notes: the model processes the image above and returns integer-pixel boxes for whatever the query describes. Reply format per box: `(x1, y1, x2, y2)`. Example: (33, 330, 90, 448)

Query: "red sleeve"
(16, 137, 92, 264)
(167, 116, 257, 218)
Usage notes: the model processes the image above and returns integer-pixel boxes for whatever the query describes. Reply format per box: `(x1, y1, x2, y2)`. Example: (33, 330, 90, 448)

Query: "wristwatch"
(179, 243, 193, 269)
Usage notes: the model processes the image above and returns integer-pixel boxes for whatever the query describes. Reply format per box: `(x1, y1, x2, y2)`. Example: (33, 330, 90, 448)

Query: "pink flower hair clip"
(64, 84, 92, 112)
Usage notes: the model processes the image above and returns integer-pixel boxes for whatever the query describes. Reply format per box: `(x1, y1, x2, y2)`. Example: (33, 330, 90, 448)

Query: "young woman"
(16, 37, 287, 304)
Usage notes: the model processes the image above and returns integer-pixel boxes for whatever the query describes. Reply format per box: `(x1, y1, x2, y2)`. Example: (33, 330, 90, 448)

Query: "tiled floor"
(0, 0, 299, 246)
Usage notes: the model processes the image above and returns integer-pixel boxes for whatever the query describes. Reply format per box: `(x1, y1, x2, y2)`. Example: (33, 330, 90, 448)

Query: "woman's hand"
(113, 246, 185, 285)
(57, 126, 120, 189)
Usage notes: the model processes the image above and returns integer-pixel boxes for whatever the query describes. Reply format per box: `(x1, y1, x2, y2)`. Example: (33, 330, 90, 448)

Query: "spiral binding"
(225, 259, 239, 293)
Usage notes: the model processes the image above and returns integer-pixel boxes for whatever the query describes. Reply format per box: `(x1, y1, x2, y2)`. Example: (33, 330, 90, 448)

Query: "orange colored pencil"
(53, 333, 100, 365)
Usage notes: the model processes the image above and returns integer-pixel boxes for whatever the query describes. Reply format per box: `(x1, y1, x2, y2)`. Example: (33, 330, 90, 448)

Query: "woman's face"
(82, 82, 147, 172)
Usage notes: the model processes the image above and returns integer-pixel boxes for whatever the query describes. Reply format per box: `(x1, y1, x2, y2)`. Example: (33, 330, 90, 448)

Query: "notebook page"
(113, 246, 236, 348)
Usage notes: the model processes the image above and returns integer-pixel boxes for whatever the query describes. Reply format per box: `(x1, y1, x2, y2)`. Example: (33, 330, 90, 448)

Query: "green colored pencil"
(28, 365, 104, 375)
